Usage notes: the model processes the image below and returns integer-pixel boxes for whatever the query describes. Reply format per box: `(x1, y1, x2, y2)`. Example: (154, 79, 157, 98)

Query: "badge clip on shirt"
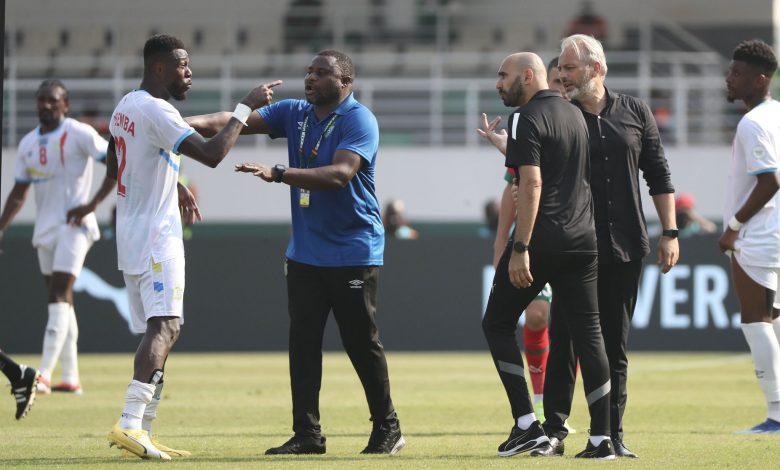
(297, 113, 338, 208)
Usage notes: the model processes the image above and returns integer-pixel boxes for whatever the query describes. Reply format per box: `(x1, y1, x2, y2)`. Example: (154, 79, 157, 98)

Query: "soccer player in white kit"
(91, 34, 280, 460)
(0, 79, 109, 395)
(720, 39, 780, 434)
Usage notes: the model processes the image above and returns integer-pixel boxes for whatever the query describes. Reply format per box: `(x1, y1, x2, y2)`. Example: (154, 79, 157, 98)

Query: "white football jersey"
(109, 90, 194, 274)
(15, 117, 108, 247)
(725, 99, 780, 267)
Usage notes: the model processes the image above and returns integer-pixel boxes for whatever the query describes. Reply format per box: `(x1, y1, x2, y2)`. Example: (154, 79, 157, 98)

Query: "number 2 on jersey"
(116, 136, 128, 197)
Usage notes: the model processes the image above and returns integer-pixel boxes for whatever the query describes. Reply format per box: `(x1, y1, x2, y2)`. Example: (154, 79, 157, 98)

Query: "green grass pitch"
(1, 352, 777, 469)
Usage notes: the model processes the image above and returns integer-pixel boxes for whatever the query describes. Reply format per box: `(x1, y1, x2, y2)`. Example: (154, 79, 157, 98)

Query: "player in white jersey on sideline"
(720, 39, 780, 434)
(81, 33, 280, 460)
(0, 79, 109, 396)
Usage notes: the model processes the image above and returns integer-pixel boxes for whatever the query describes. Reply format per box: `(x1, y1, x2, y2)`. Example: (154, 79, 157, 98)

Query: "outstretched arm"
(689, 211, 716, 233)
(179, 80, 282, 167)
(186, 109, 272, 137)
(235, 149, 363, 190)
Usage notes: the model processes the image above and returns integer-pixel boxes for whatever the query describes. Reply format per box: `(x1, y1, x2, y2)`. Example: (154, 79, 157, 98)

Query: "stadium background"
(1, 0, 775, 352)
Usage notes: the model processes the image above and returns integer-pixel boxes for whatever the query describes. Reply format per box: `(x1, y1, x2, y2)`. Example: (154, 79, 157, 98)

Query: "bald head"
(496, 52, 549, 107)
(509, 52, 548, 82)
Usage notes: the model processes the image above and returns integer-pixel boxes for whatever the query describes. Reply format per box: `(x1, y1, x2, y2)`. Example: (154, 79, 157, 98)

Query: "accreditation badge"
(299, 189, 310, 207)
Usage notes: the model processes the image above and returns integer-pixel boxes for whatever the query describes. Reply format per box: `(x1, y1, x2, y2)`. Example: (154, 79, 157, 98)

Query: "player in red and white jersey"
(110, 88, 192, 274)
(83, 34, 280, 460)
(0, 79, 109, 396)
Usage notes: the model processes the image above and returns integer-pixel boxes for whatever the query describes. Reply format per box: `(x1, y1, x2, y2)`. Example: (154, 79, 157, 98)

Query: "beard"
(306, 86, 340, 107)
(500, 78, 525, 107)
(169, 82, 190, 101)
(566, 68, 599, 101)
(171, 88, 188, 101)
(38, 111, 59, 127)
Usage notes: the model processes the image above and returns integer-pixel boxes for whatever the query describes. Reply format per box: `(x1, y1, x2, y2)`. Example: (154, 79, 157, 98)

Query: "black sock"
(0, 350, 23, 383)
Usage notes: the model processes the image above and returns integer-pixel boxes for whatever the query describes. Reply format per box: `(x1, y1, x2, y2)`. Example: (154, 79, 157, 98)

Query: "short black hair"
(37, 79, 68, 100)
(733, 39, 778, 75)
(547, 57, 559, 72)
(316, 49, 355, 79)
(143, 34, 186, 67)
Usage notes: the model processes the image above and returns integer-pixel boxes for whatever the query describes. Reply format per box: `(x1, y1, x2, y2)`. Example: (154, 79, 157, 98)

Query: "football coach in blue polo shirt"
(187, 49, 404, 456)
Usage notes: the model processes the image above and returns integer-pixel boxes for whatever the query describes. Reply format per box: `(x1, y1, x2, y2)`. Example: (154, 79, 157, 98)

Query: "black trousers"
(286, 260, 397, 437)
(482, 248, 611, 436)
(543, 259, 642, 440)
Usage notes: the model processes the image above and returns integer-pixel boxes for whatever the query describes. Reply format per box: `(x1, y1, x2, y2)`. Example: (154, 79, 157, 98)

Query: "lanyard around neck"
(298, 113, 339, 169)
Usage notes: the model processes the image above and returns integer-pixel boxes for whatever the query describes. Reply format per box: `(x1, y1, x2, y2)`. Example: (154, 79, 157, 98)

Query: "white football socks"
(769, 401, 780, 423)
(119, 380, 155, 430)
(39, 302, 71, 381)
(516, 412, 536, 430)
(142, 381, 164, 436)
(742, 322, 780, 422)
(589, 435, 610, 446)
(58, 305, 80, 385)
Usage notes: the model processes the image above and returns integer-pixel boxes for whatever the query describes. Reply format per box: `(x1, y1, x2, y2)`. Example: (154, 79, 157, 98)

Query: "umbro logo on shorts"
(348, 279, 364, 289)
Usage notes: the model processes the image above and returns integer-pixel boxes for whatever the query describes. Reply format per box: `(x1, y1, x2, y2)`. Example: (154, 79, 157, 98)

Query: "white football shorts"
(37, 225, 94, 276)
(734, 251, 780, 309)
(123, 257, 185, 334)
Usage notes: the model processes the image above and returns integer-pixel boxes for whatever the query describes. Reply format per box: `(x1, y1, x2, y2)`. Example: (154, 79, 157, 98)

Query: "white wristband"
(728, 215, 743, 231)
(232, 103, 252, 126)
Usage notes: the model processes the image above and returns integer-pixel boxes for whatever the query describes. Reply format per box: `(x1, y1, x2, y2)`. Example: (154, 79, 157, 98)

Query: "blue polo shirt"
(259, 94, 384, 267)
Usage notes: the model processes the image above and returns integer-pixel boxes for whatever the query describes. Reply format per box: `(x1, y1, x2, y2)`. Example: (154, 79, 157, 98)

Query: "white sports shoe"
(35, 376, 51, 395)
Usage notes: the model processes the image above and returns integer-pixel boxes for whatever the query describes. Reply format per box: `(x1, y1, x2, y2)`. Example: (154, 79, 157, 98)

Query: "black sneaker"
(497, 421, 549, 457)
(529, 436, 564, 457)
(265, 435, 326, 455)
(11, 365, 40, 420)
(361, 421, 405, 454)
(612, 438, 638, 458)
(574, 439, 616, 459)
